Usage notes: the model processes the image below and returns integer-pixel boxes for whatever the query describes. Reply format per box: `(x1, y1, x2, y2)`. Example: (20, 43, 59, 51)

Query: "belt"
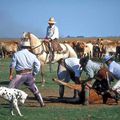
(16, 69, 32, 74)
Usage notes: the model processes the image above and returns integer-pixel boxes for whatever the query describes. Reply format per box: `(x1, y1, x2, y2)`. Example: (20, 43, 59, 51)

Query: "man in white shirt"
(57, 58, 82, 99)
(46, 17, 59, 40)
(103, 55, 120, 95)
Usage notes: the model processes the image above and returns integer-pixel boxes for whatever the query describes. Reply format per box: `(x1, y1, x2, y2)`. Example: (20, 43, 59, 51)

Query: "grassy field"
(0, 58, 120, 120)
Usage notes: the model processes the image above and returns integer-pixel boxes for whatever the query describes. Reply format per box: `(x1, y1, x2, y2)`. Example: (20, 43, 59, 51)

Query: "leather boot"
(34, 93, 45, 107)
(59, 85, 64, 99)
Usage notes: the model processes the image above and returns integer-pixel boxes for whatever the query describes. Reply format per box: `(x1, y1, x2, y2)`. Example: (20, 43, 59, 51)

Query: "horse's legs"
(40, 64, 45, 87)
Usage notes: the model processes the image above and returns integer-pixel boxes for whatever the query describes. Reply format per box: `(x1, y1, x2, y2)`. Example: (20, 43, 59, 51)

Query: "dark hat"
(80, 56, 89, 67)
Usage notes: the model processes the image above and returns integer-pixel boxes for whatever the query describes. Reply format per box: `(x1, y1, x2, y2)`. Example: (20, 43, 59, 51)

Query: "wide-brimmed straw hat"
(21, 41, 30, 47)
(48, 17, 56, 24)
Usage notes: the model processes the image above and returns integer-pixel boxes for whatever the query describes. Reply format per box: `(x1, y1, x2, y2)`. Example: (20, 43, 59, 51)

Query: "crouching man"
(57, 57, 82, 99)
(79, 57, 102, 105)
(103, 55, 120, 98)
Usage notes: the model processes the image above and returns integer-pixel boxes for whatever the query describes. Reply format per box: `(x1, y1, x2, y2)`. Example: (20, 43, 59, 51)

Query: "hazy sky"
(0, 0, 120, 38)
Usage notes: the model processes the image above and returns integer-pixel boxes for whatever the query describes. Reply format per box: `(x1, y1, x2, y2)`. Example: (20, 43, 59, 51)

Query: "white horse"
(22, 32, 77, 85)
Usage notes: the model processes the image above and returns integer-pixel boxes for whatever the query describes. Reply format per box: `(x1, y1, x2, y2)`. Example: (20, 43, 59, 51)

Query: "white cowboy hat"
(21, 41, 30, 47)
(103, 55, 113, 63)
(48, 17, 56, 24)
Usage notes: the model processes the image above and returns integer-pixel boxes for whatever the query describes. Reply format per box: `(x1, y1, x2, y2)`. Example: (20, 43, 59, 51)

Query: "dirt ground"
(0, 81, 118, 108)
(25, 86, 119, 108)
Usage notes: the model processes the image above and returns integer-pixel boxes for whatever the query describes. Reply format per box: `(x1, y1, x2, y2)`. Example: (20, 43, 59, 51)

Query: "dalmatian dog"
(0, 86, 28, 116)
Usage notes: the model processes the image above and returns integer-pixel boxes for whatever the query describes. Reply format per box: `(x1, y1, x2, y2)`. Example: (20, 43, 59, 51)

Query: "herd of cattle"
(1, 38, 120, 60)
(64, 38, 120, 60)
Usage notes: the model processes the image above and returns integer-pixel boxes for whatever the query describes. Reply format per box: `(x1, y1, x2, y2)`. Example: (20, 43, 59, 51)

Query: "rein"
(31, 43, 43, 50)
(26, 32, 47, 55)
(30, 42, 45, 55)
(29, 41, 49, 63)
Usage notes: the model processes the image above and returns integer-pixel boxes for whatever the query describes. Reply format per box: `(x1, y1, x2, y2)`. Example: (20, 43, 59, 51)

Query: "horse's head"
(21, 32, 44, 56)
(21, 32, 41, 46)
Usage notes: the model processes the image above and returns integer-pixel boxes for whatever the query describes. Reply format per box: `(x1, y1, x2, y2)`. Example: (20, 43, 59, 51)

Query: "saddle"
(43, 39, 63, 61)
(51, 39, 63, 52)
(44, 39, 63, 53)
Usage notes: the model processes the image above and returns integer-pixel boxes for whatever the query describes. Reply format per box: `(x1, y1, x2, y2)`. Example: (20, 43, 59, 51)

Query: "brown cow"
(0, 41, 19, 58)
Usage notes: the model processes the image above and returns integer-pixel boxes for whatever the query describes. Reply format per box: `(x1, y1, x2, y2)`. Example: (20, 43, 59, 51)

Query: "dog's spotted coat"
(0, 86, 28, 116)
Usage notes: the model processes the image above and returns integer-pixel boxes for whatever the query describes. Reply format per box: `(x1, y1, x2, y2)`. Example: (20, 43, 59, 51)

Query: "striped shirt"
(84, 60, 101, 78)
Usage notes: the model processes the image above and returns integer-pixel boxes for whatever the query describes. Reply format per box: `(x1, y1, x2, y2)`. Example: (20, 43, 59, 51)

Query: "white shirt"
(46, 25, 59, 40)
(109, 61, 120, 80)
(65, 58, 81, 77)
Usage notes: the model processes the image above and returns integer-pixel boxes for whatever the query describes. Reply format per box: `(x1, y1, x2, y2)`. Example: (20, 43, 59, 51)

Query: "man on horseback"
(45, 17, 62, 61)
(45, 17, 59, 40)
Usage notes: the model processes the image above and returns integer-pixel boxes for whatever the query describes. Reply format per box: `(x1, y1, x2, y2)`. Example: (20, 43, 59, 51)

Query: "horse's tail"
(65, 44, 77, 58)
